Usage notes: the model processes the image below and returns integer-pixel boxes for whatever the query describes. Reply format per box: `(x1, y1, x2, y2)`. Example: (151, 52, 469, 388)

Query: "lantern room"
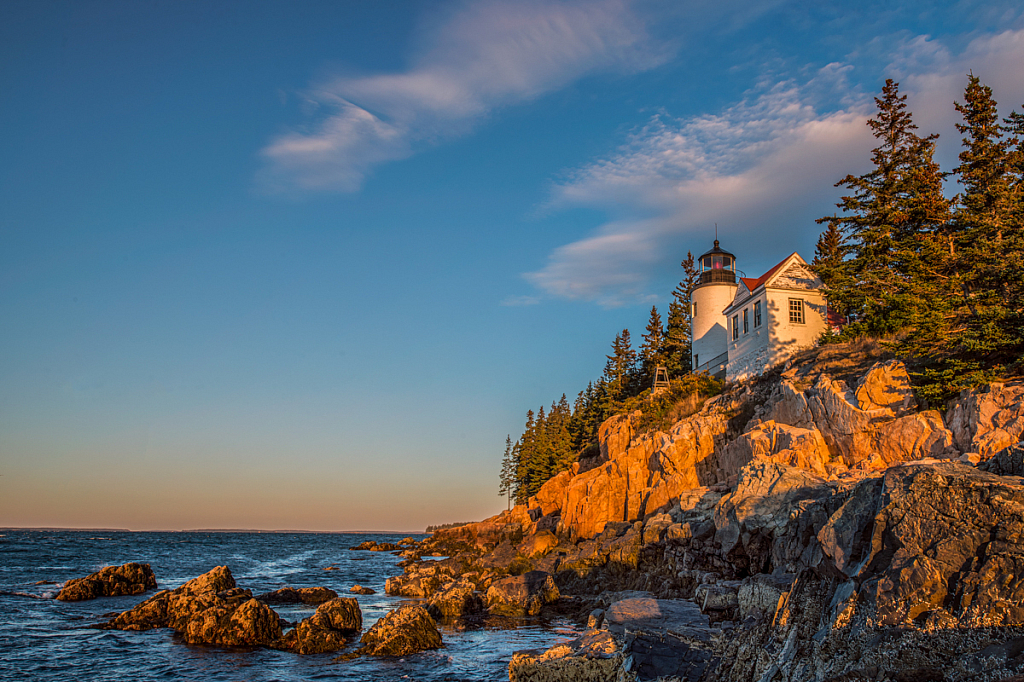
(697, 240, 736, 286)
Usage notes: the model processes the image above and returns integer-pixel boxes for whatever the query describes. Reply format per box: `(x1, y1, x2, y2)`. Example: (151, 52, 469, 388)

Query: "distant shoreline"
(0, 527, 426, 534)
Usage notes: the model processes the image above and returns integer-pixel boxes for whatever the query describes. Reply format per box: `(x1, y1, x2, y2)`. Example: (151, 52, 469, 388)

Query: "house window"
(789, 298, 805, 324)
(754, 301, 762, 327)
(743, 308, 749, 334)
(693, 354, 698, 369)
(732, 315, 739, 340)
(692, 302, 696, 318)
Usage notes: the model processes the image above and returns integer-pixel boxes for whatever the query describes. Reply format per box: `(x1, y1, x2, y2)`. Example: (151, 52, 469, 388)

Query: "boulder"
(349, 585, 375, 595)
(854, 359, 917, 415)
(486, 571, 560, 617)
(947, 382, 1024, 458)
(359, 605, 442, 656)
(517, 530, 558, 558)
(182, 592, 282, 647)
(426, 578, 483, 619)
(847, 410, 956, 467)
(256, 586, 338, 605)
(718, 421, 830, 478)
(603, 597, 708, 636)
(56, 562, 157, 601)
(761, 379, 816, 429)
(603, 597, 716, 682)
(642, 513, 673, 545)
(815, 461, 1024, 627)
(105, 565, 236, 631)
(283, 598, 362, 654)
(508, 630, 620, 682)
(980, 442, 1024, 477)
(350, 540, 400, 551)
(713, 461, 830, 561)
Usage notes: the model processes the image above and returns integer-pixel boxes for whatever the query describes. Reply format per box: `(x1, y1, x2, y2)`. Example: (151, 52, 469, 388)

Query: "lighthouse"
(690, 239, 738, 378)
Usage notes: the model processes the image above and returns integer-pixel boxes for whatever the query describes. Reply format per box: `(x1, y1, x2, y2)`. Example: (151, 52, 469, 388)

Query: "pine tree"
(527, 406, 550, 497)
(817, 78, 950, 339)
(514, 410, 535, 503)
(499, 435, 515, 510)
(812, 219, 853, 329)
(603, 329, 638, 403)
(664, 252, 699, 375)
(550, 394, 575, 472)
(639, 306, 665, 388)
(910, 76, 1024, 396)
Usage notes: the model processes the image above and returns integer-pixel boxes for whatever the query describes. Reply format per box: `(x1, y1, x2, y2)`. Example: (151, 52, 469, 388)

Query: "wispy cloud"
(526, 28, 1024, 307)
(259, 0, 671, 192)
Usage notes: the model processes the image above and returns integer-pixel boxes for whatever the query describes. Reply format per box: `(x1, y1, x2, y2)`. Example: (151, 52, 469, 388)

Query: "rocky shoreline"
(47, 347, 1024, 680)
(382, 350, 1024, 681)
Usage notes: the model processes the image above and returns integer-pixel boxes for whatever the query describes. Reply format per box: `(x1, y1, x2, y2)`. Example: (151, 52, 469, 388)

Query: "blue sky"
(2, 0, 1023, 530)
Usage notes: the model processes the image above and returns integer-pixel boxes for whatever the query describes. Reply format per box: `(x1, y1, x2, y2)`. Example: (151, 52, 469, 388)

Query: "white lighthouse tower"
(691, 240, 738, 378)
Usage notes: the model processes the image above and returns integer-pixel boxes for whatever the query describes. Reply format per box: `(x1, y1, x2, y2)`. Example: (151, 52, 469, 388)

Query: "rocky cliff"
(395, 346, 1024, 681)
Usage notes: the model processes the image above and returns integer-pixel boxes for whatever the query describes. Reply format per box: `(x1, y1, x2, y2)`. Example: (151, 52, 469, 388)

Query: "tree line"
(814, 75, 1024, 401)
(498, 259, 700, 507)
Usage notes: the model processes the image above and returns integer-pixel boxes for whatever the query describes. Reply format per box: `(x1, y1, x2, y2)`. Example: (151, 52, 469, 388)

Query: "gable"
(767, 260, 820, 291)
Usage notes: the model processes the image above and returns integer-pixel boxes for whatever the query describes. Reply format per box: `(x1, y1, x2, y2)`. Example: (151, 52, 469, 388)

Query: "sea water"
(0, 530, 579, 681)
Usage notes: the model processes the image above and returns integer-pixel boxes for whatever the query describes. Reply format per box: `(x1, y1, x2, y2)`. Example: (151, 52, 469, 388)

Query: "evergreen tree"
(817, 78, 950, 339)
(526, 406, 551, 497)
(664, 252, 699, 374)
(908, 76, 1024, 396)
(550, 394, 575, 473)
(639, 306, 665, 388)
(514, 410, 535, 504)
(812, 219, 854, 328)
(498, 435, 515, 510)
(603, 329, 638, 403)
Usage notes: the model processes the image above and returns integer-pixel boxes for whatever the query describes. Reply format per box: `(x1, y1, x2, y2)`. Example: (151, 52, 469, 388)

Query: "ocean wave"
(0, 590, 53, 600)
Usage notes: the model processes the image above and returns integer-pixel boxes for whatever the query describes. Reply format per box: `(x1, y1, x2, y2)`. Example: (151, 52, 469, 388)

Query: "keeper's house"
(690, 240, 829, 382)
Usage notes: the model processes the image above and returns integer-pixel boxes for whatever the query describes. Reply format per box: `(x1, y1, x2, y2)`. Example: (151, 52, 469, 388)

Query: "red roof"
(740, 253, 797, 293)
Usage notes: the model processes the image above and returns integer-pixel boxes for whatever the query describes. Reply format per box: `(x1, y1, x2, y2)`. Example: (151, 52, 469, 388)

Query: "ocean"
(0, 530, 580, 681)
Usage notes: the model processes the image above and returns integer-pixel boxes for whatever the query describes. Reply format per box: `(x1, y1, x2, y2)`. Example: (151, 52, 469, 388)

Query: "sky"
(2, 0, 1024, 531)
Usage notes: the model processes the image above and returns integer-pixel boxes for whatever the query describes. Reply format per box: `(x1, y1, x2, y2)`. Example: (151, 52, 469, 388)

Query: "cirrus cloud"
(525, 28, 1024, 307)
(259, 0, 672, 192)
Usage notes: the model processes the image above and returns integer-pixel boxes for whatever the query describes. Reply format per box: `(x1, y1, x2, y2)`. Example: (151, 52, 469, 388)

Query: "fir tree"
(639, 306, 665, 388)
(812, 219, 853, 328)
(527, 406, 551, 496)
(818, 78, 950, 339)
(499, 435, 515, 510)
(664, 252, 699, 374)
(909, 76, 1024, 396)
(603, 329, 638, 403)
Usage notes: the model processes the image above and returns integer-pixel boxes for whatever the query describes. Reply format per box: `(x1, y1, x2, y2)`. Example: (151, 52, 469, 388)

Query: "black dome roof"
(698, 239, 735, 261)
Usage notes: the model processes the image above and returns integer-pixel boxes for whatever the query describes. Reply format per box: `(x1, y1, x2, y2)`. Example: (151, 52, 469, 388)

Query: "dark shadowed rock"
(359, 605, 442, 656)
(486, 571, 560, 616)
(980, 442, 1024, 477)
(55, 562, 157, 601)
(256, 586, 338, 604)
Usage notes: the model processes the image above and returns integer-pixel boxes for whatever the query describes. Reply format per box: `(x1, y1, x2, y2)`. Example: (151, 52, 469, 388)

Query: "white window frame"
(789, 298, 805, 324)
